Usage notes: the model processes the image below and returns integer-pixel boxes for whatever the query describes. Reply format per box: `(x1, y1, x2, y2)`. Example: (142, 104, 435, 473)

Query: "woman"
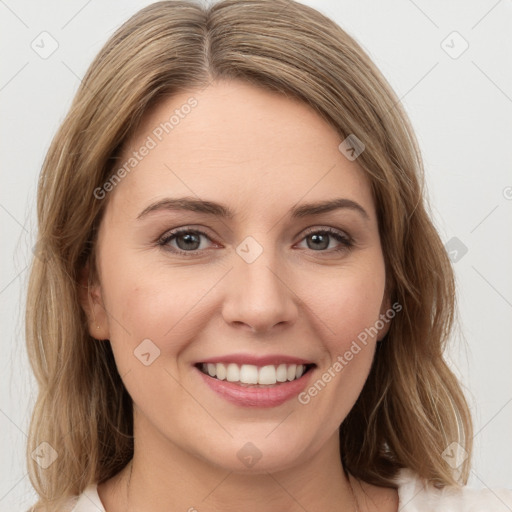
(25, 0, 512, 511)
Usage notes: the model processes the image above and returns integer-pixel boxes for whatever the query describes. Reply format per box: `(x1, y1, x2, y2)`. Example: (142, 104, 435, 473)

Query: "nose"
(221, 241, 298, 334)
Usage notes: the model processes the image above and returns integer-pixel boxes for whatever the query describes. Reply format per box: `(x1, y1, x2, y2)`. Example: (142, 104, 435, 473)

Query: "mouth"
(194, 362, 316, 387)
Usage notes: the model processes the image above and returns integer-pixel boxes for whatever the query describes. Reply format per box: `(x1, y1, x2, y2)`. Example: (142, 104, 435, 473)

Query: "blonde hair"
(26, 0, 473, 509)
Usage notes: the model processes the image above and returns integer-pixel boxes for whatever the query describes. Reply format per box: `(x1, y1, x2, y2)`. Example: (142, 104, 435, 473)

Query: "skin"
(82, 79, 398, 512)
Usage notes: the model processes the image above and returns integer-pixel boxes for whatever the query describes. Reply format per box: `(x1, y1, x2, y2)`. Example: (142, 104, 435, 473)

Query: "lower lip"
(195, 366, 314, 408)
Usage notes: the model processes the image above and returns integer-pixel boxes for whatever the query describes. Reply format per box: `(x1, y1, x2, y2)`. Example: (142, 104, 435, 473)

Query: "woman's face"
(86, 79, 390, 473)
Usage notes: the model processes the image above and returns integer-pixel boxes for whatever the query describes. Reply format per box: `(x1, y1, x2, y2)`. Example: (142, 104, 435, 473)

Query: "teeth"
(258, 365, 276, 385)
(216, 363, 227, 380)
(240, 364, 258, 384)
(276, 364, 288, 382)
(199, 362, 309, 385)
(226, 363, 239, 382)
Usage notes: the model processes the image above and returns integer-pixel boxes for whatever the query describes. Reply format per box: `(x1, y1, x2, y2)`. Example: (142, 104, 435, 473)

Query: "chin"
(190, 432, 315, 474)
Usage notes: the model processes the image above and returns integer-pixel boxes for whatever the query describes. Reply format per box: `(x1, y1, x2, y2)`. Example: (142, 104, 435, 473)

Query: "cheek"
(310, 259, 386, 348)
(100, 257, 217, 367)
(303, 260, 385, 403)
(98, 265, 206, 417)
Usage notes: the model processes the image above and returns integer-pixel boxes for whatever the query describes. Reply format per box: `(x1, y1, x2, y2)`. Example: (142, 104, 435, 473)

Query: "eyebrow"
(137, 197, 370, 221)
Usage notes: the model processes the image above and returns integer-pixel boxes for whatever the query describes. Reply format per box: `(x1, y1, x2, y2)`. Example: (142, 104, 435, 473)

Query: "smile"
(197, 362, 315, 386)
(194, 359, 317, 408)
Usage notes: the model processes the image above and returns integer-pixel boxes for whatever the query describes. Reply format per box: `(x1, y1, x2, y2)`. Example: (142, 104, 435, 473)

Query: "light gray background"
(1, 0, 511, 508)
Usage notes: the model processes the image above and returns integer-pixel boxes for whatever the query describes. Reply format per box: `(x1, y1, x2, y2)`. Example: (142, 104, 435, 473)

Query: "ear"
(376, 292, 392, 342)
(78, 262, 110, 340)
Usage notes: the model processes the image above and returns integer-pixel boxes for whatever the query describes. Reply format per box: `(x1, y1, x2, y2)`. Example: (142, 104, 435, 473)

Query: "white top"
(67, 468, 512, 511)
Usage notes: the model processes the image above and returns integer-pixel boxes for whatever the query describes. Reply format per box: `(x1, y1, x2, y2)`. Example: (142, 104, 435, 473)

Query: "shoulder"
(394, 468, 512, 512)
(65, 483, 105, 512)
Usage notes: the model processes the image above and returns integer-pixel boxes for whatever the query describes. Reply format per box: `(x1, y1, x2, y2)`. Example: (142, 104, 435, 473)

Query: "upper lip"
(197, 354, 315, 367)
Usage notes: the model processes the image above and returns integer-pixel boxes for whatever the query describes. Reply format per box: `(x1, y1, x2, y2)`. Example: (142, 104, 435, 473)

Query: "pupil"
(178, 233, 200, 250)
(309, 233, 328, 250)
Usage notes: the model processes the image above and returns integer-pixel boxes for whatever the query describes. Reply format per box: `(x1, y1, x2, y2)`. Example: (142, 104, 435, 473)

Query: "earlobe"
(377, 294, 392, 342)
(78, 263, 110, 340)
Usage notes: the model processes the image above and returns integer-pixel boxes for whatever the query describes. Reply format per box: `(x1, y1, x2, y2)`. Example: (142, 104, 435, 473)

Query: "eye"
(157, 226, 354, 256)
(296, 227, 354, 253)
(158, 228, 214, 255)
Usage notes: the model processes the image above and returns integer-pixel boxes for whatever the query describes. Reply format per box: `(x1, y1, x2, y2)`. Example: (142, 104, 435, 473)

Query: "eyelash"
(157, 226, 354, 256)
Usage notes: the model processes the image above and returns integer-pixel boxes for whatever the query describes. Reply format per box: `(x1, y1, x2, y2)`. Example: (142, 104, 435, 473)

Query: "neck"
(112, 427, 358, 512)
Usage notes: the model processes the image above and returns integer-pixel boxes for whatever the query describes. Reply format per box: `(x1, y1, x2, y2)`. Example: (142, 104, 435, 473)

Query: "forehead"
(110, 79, 376, 222)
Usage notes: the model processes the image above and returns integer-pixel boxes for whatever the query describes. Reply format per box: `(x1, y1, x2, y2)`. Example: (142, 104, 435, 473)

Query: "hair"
(26, 0, 473, 510)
